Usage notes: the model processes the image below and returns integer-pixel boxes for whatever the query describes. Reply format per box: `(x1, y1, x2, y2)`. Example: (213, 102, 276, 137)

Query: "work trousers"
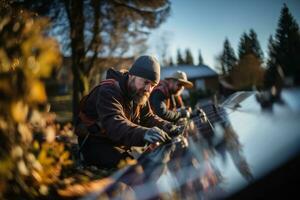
(78, 135, 132, 169)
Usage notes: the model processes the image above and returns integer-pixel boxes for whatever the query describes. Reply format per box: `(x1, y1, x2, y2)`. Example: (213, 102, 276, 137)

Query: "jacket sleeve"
(96, 86, 148, 147)
(139, 101, 169, 130)
(149, 90, 182, 122)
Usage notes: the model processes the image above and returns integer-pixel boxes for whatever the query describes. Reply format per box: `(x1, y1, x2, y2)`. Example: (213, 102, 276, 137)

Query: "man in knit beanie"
(127, 55, 160, 106)
(75, 55, 178, 169)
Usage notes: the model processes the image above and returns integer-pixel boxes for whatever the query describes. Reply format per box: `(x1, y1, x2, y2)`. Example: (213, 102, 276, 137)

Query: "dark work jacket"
(80, 68, 168, 148)
(149, 80, 184, 122)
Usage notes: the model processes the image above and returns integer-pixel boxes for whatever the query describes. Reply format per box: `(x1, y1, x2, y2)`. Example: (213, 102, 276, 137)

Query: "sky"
(147, 0, 300, 71)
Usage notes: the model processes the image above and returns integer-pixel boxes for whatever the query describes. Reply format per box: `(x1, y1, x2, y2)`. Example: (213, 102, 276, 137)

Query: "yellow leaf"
(39, 184, 49, 196)
(11, 145, 23, 159)
(0, 156, 13, 177)
(38, 148, 54, 166)
(17, 160, 29, 176)
(33, 140, 40, 150)
(0, 49, 11, 72)
(62, 160, 73, 166)
(59, 151, 70, 162)
(27, 79, 47, 104)
(44, 126, 56, 143)
(10, 100, 29, 123)
(18, 123, 32, 143)
(32, 170, 42, 183)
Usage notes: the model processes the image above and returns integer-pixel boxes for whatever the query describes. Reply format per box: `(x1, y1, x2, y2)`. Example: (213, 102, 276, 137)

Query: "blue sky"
(147, 0, 300, 71)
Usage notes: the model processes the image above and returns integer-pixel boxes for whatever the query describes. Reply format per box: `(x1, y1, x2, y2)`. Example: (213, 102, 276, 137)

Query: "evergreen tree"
(220, 38, 237, 75)
(249, 29, 264, 61)
(267, 35, 276, 67)
(168, 57, 174, 66)
(238, 32, 252, 59)
(238, 30, 264, 62)
(264, 35, 278, 88)
(176, 49, 185, 65)
(198, 49, 204, 65)
(185, 48, 194, 65)
(230, 54, 265, 90)
(273, 4, 300, 83)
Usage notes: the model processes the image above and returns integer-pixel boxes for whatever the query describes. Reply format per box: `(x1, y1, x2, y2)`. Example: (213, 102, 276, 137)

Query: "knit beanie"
(129, 55, 160, 84)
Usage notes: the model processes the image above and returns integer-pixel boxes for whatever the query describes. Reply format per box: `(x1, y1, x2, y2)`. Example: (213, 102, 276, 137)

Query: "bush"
(0, 3, 75, 199)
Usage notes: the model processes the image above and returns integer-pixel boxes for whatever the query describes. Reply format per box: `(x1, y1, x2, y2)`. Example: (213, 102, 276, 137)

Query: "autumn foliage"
(0, 3, 74, 199)
(230, 54, 265, 90)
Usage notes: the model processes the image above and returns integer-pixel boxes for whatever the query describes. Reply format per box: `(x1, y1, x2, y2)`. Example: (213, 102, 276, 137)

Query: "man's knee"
(79, 138, 130, 168)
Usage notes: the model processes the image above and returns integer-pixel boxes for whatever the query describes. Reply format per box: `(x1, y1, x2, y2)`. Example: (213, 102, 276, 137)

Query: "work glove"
(163, 123, 185, 138)
(178, 108, 191, 118)
(144, 127, 171, 144)
(190, 107, 208, 123)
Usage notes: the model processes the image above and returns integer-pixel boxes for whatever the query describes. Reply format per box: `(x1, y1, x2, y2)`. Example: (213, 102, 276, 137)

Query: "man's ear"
(128, 74, 137, 85)
(128, 74, 133, 81)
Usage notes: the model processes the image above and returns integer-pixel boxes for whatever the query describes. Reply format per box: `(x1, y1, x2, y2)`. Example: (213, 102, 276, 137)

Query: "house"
(53, 60, 219, 95)
(161, 65, 219, 92)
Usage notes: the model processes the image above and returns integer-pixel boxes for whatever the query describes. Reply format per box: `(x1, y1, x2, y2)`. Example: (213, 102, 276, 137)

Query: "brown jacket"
(149, 80, 184, 122)
(79, 68, 168, 147)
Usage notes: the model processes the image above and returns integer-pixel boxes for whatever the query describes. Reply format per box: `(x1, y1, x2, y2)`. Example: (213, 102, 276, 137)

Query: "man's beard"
(129, 77, 150, 106)
(133, 91, 149, 106)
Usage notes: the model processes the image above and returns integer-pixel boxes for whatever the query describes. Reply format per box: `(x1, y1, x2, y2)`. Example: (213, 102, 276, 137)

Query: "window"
(195, 79, 205, 90)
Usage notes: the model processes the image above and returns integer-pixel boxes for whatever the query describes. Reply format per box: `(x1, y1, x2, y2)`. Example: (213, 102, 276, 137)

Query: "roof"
(161, 65, 218, 80)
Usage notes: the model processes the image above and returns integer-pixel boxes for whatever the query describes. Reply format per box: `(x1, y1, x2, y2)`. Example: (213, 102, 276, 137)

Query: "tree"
(264, 35, 278, 88)
(219, 38, 237, 75)
(273, 4, 300, 84)
(230, 54, 265, 90)
(12, 0, 171, 121)
(168, 57, 174, 66)
(0, 3, 72, 198)
(184, 48, 194, 65)
(249, 29, 264, 61)
(156, 31, 172, 66)
(238, 30, 264, 62)
(238, 32, 252, 59)
(176, 49, 185, 65)
(198, 49, 204, 65)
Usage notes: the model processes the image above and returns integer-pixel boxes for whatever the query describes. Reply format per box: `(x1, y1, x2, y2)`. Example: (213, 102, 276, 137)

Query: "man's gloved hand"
(171, 125, 185, 137)
(163, 123, 185, 138)
(179, 108, 191, 118)
(144, 127, 171, 144)
(190, 107, 208, 122)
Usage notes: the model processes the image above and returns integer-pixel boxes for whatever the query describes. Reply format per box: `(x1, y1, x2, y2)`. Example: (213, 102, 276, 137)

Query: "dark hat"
(129, 55, 160, 84)
(165, 70, 193, 89)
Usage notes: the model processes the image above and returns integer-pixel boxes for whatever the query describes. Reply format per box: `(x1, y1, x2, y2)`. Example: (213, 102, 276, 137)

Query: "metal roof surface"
(82, 87, 300, 200)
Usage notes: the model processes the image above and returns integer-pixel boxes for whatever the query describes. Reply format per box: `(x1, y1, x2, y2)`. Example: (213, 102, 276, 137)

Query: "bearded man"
(75, 55, 174, 168)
